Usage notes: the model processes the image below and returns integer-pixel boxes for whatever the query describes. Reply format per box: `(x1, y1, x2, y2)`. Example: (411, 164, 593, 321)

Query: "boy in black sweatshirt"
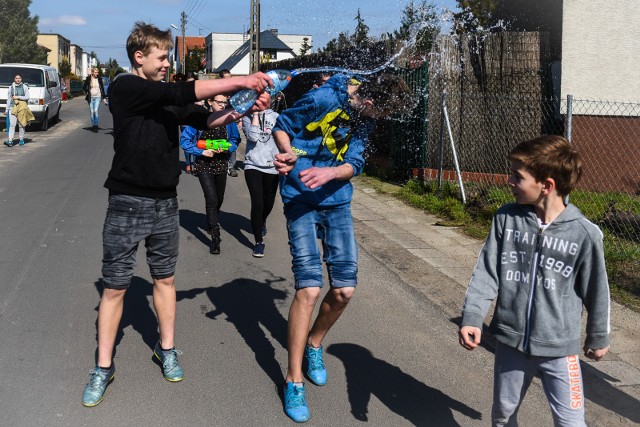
(82, 21, 272, 407)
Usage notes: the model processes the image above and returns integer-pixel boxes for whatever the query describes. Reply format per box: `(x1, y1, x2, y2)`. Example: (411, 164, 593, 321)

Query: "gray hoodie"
(242, 109, 279, 174)
(461, 203, 610, 357)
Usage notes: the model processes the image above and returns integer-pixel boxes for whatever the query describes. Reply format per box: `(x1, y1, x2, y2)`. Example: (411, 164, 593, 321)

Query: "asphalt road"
(0, 98, 557, 426)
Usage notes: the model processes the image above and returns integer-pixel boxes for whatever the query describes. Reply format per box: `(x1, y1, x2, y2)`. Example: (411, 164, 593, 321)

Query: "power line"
(82, 45, 126, 49)
(184, 0, 198, 15)
(190, 0, 208, 23)
(188, 17, 216, 35)
(185, 0, 202, 17)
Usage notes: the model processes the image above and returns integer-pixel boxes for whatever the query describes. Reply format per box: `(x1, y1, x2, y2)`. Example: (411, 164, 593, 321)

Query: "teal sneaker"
(284, 382, 310, 423)
(18, 139, 24, 146)
(82, 365, 115, 407)
(4, 140, 13, 147)
(304, 344, 327, 386)
(153, 342, 184, 382)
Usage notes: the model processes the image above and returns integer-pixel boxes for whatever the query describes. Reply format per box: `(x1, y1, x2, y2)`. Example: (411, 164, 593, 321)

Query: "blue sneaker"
(4, 140, 13, 147)
(304, 344, 327, 386)
(82, 365, 115, 407)
(252, 242, 265, 258)
(18, 139, 24, 146)
(154, 342, 184, 382)
(284, 382, 310, 423)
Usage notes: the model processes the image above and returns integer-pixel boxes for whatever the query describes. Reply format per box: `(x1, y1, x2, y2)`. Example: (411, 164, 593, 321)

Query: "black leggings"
(198, 172, 227, 229)
(244, 169, 279, 243)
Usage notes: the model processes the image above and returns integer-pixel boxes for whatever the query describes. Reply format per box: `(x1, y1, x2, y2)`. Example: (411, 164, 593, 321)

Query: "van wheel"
(41, 111, 49, 131)
(52, 105, 61, 123)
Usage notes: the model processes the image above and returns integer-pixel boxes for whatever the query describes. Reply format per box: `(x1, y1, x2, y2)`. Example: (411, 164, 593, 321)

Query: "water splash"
(293, 13, 437, 78)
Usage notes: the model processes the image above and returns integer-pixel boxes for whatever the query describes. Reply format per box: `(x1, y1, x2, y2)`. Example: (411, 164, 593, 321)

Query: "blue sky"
(31, 0, 458, 67)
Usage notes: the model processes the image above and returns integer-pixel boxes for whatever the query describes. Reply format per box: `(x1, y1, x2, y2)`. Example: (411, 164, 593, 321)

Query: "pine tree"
(103, 58, 125, 80)
(454, 0, 500, 33)
(299, 37, 312, 56)
(0, 0, 48, 64)
(59, 57, 72, 77)
(351, 9, 370, 49)
(393, 1, 439, 53)
(185, 46, 206, 74)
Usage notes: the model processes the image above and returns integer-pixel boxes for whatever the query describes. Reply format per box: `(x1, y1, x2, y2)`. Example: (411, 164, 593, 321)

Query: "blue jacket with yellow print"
(274, 73, 375, 207)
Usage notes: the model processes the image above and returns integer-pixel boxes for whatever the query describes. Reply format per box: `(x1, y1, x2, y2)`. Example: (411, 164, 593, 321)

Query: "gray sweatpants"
(492, 342, 586, 427)
(7, 111, 25, 141)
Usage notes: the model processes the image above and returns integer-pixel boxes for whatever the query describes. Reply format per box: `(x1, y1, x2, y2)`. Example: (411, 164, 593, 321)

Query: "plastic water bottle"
(230, 69, 296, 114)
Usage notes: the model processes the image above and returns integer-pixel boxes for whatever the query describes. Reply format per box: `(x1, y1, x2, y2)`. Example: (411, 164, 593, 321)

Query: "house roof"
(175, 36, 206, 56)
(260, 30, 293, 50)
(214, 30, 293, 73)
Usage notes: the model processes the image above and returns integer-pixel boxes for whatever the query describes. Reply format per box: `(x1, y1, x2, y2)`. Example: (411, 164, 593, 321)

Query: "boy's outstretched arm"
(459, 326, 482, 350)
(194, 72, 273, 100)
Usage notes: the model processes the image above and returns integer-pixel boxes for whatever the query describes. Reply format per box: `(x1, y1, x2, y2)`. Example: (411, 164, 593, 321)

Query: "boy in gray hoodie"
(459, 135, 610, 426)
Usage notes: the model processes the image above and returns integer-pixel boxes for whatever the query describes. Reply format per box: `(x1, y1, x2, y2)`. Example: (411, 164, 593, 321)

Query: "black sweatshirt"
(105, 74, 209, 198)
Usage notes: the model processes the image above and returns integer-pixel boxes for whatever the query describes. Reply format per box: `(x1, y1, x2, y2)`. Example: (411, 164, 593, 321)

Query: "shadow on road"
(180, 208, 254, 250)
(449, 317, 640, 423)
(179, 209, 210, 246)
(582, 363, 640, 423)
(92, 277, 219, 361)
(189, 275, 290, 389)
(326, 343, 483, 426)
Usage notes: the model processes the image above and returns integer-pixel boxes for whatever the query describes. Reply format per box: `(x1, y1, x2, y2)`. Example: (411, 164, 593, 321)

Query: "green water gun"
(197, 139, 231, 151)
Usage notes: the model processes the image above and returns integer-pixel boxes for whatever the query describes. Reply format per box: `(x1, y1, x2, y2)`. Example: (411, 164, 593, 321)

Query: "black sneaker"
(252, 242, 265, 258)
(228, 168, 238, 177)
(210, 237, 221, 255)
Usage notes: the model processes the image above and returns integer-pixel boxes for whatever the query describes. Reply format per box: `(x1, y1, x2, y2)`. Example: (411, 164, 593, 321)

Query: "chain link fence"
(417, 92, 640, 257)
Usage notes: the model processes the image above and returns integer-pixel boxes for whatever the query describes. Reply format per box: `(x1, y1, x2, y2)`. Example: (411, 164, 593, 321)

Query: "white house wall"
(278, 35, 312, 57)
(208, 33, 247, 72)
(207, 32, 311, 75)
(230, 56, 251, 76)
(562, 0, 640, 103)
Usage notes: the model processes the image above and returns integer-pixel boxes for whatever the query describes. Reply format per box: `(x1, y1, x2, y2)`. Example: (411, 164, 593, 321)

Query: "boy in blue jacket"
(459, 135, 611, 426)
(273, 72, 410, 422)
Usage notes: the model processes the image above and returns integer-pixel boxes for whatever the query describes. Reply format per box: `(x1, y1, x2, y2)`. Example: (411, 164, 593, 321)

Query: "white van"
(0, 63, 62, 131)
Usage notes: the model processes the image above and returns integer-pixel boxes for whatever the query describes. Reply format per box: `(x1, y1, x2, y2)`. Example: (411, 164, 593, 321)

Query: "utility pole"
(181, 11, 187, 74)
(249, 0, 260, 74)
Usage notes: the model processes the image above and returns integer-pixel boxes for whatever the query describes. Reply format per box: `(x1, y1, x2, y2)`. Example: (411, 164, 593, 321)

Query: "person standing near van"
(4, 73, 30, 147)
(83, 67, 107, 132)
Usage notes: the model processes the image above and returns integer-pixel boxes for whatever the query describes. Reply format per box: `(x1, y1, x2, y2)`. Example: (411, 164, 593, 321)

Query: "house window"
(263, 49, 277, 60)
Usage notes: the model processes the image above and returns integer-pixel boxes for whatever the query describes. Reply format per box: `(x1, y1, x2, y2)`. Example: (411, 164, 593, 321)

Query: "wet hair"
(509, 135, 583, 197)
(357, 72, 412, 117)
(126, 21, 173, 65)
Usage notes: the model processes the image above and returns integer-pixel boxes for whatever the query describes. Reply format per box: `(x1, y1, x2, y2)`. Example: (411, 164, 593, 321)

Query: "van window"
(0, 67, 45, 87)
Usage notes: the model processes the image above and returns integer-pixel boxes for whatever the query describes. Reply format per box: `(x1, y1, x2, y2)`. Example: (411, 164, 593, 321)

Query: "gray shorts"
(102, 194, 179, 289)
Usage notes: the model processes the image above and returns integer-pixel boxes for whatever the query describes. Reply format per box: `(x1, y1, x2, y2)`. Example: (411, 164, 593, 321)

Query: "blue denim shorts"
(284, 202, 358, 289)
(102, 194, 179, 289)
